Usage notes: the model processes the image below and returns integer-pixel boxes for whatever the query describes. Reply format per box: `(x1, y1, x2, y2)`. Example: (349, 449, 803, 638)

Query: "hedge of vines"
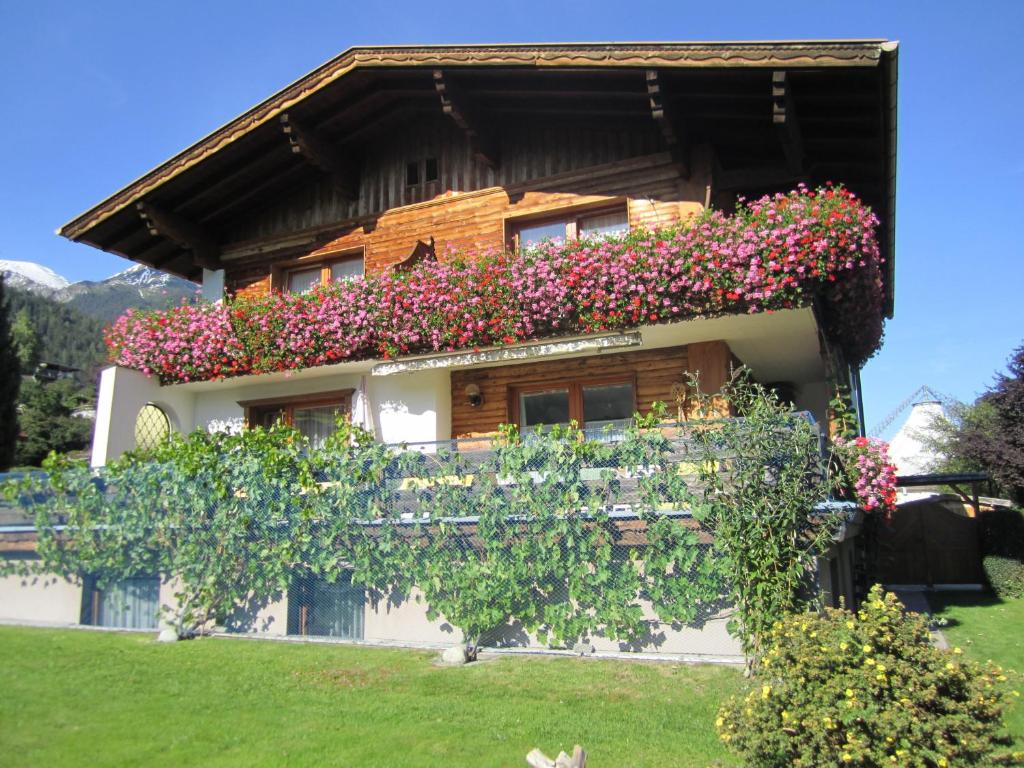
(3, 379, 882, 661)
(106, 185, 885, 384)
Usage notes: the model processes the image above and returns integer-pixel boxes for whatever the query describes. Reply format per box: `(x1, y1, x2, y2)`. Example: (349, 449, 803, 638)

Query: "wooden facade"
(223, 146, 709, 297)
(59, 43, 897, 315)
(449, 341, 731, 438)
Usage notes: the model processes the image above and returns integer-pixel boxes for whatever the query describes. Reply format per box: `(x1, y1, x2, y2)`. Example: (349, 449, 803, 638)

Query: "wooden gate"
(875, 498, 984, 585)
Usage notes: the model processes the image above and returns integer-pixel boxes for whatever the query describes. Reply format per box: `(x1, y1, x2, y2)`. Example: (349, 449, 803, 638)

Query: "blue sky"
(1, 1, 1022, 431)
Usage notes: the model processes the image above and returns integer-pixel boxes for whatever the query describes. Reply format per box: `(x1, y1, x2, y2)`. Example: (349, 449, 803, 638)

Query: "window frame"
(239, 390, 354, 431)
(510, 375, 637, 432)
(271, 248, 365, 294)
(507, 202, 630, 253)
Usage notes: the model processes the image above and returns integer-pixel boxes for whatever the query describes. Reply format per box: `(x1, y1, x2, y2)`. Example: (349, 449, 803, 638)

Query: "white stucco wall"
(0, 569, 83, 625)
(91, 364, 454, 465)
(92, 366, 196, 467)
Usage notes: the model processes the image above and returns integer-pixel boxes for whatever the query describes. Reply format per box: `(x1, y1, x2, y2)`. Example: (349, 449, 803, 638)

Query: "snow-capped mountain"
(3, 260, 197, 323)
(0, 259, 71, 295)
(105, 264, 181, 290)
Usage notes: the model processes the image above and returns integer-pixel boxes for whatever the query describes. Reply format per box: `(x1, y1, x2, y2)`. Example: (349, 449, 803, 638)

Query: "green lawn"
(928, 591, 1024, 747)
(0, 627, 742, 767)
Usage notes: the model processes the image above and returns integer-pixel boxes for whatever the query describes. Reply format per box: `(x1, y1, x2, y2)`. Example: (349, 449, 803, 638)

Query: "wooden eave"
(57, 41, 897, 310)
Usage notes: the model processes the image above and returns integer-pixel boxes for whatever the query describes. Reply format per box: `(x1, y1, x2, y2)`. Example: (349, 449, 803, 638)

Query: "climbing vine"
(4, 376, 883, 659)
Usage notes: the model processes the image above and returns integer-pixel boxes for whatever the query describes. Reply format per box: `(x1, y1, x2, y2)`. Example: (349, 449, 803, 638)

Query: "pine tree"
(0, 277, 21, 469)
(11, 308, 40, 373)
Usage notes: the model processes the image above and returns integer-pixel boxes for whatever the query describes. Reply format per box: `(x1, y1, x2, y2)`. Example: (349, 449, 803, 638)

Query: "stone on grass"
(440, 645, 468, 665)
(571, 641, 594, 656)
(156, 628, 179, 643)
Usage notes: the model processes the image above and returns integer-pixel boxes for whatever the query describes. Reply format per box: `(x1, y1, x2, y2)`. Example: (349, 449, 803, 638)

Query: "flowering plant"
(106, 184, 885, 384)
(834, 436, 898, 517)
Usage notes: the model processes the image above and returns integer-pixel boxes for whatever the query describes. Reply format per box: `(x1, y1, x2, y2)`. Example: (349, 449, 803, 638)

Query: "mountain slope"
(60, 267, 197, 324)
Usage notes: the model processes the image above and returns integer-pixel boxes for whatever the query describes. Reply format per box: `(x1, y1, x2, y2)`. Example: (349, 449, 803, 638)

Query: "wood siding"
(221, 130, 712, 296)
(224, 118, 666, 243)
(448, 341, 730, 438)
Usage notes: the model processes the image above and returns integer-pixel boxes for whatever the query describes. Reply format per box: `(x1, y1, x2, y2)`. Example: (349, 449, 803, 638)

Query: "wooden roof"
(58, 41, 898, 313)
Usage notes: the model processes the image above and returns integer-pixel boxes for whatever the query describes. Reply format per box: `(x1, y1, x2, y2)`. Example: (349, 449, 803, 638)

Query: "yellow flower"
(839, 641, 849, 651)
(841, 752, 853, 763)
(845, 688, 855, 698)
(937, 758, 948, 767)
(953, 647, 962, 655)
(761, 685, 772, 699)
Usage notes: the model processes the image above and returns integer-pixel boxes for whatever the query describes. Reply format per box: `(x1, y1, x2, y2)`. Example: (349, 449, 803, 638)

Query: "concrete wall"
(0, 568, 83, 625)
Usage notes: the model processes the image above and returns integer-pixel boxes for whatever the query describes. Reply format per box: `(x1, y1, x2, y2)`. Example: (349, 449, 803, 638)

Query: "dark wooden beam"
(433, 70, 499, 169)
(713, 163, 799, 192)
(136, 201, 221, 270)
(646, 70, 688, 178)
(772, 72, 804, 176)
(200, 163, 313, 224)
(279, 113, 358, 200)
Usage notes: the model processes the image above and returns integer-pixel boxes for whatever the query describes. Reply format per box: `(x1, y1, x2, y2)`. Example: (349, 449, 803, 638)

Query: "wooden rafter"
(279, 113, 358, 200)
(135, 201, 221, 270)
(713, 162, 799, 192)
(772, 71, 804, 176)
(433, 70, 499, 169)
(646, 70, 688, 178)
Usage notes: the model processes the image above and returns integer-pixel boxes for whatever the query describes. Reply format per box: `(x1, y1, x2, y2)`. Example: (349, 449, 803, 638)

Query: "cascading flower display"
(834, 436, 898, 518)
(105, 184, 885, 385)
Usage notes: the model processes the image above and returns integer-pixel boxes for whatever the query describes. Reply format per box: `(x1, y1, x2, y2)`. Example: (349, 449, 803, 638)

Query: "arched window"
(134, 403, 171, 452)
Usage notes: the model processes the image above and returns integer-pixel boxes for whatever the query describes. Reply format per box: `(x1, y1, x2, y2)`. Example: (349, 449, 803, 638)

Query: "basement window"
(288, 572, 365, 639)
(81, 576, 160, 630)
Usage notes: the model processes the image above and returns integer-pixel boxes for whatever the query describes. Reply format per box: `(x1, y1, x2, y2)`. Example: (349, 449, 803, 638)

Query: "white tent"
(887, 399, 947, 476)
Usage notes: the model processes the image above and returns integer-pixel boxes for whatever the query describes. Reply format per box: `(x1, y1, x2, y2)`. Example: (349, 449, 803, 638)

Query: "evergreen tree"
(0, 277, 21, 469)
(11, 308, 40, 373)
(14, 379, 92, 466)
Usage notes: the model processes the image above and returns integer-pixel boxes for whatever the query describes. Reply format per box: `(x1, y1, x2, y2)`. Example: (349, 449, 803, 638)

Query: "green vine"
(3, 375, 844, 662)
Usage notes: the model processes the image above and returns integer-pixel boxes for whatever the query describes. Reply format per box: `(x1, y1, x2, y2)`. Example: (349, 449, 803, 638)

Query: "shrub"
(717, 585, 1018, 767)
(980, 507, 1024, 598)
(983, 556, 1024, 600)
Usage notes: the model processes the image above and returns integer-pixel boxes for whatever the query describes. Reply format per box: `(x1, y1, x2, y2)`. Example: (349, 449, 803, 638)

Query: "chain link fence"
(5, 415, 832, 655)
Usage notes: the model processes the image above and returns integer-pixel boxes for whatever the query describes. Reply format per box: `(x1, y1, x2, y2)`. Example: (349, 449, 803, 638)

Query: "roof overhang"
(57, 41, 898, 314)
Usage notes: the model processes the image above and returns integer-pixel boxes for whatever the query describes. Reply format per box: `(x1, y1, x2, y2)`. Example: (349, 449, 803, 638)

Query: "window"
(134, 403, 170, 453)
(288, 572, 365, 639)
(512, 207, 629, 253)
(241, 390, 353, 449)
(282, 253, 364, 294)
(406, 157, 439, 187)
(424, 156, 439, 182)
(514, 379, 636, 440)
(81, 576, 160, 630)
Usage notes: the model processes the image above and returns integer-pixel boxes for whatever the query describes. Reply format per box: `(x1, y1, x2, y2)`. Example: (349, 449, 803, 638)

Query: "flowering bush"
(834, 436, 898, 518)
(717, 585, 1020, 767)
(106, 184, 885, 384)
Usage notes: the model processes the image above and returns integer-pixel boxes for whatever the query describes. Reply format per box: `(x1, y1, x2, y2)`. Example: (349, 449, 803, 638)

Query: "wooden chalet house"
(8, 42, 897, 653)
(60, 41, 897, 464)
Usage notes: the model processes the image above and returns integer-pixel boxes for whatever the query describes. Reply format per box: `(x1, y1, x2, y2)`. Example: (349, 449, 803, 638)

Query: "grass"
(0, 627, 742, 767)
(928, 591, 1024, 747)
